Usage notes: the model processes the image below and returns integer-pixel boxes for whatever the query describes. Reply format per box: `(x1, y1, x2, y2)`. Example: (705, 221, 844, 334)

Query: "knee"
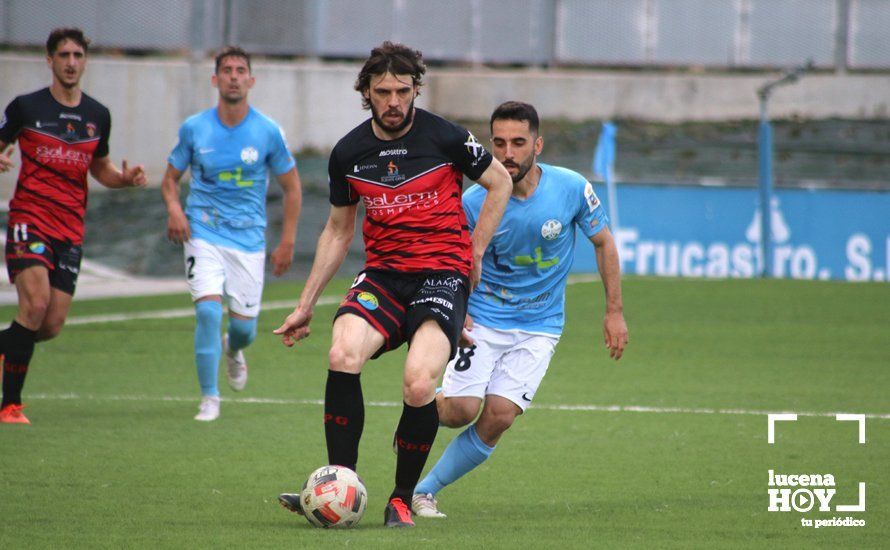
(194, 301, 223, 354)
(476, 407, 518, 444)
(195, 301, 223, 326)
(438, 397, 480, 427)
(20, 297, 50, 327)
(484, 409, 517, 436)
(36, 320, 64, 342)
(328, 344, 363, 374)
(403, 376, 435, 407)
(228, 317, 257, 349)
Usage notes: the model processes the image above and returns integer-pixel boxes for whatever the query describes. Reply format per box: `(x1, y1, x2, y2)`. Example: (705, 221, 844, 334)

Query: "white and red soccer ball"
(300, 465, 367, 528)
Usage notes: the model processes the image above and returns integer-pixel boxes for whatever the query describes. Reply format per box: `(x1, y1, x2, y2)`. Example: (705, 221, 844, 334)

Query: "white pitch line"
(65, 297, 341, 326)
(64, 277, 601, 326)
(25, 393, 890, 419)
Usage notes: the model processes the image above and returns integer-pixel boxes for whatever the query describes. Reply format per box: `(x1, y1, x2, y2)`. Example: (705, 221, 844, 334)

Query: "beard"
(371, 98, 415, 134)
(504, 156, 535, 183)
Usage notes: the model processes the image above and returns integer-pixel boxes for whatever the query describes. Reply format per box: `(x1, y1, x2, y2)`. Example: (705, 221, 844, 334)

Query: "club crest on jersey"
(86, 122, 97, 137)
(381, 161, 405, 183)
(240, 146, 259, 165)
(584, 182, 601, 212)
(541, 219, 562, 240)
(357, 292, 379, 310)
(464, 132, 484, 159)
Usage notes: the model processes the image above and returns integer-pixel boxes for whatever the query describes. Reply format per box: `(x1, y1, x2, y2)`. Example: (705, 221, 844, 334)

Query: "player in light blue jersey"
(161, 46, 302, 421)
(412, 101, 628, 517)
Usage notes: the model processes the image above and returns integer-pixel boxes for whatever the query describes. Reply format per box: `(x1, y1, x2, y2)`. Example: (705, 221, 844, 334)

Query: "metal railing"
(1, 0, 887, 70)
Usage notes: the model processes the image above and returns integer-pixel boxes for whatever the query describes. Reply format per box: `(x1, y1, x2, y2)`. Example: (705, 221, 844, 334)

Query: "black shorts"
(5, 224, 82, 295)
(335, 269, 469, 360)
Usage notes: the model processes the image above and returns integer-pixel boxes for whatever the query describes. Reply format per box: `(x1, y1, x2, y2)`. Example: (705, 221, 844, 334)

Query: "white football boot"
(411, 493, 446, 518)
(223, 334, 248, 391)
(194, 396, 220, 421)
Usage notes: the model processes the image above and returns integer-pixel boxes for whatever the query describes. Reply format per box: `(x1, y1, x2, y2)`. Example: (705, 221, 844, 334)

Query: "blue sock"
(227, 317, 257, 352)
(194, 301, 223, 397)
(414, 424, 495, 496)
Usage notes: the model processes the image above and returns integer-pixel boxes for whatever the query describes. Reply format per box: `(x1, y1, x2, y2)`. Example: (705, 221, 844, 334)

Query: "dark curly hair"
(46, 28, 90, 55)
(354, 41, 426, 109)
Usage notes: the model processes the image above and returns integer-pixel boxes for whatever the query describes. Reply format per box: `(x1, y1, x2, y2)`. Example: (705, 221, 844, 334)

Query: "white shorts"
(441, 324, 559, 411)
(183, 238, 265, 317)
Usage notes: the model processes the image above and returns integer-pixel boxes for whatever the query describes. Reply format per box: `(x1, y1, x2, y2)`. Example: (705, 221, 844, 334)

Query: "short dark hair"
(215, 46, 251, 73)
(46, 28, 90, 56)
(490, 101, 540, 135)
(354, 41, 426, 109)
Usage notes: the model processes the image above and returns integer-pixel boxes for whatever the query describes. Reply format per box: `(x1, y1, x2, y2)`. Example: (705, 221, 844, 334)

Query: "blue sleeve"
(574, 179, 609, 238)
(167, 122, 192, 171)
(268, 125, 296, 175)
(462, 187, 481, 233)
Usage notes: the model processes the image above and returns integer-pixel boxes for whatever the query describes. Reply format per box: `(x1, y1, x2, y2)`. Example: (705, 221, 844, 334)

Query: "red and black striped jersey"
(329, 109, 492, 276)
(0, 87, 111, 244)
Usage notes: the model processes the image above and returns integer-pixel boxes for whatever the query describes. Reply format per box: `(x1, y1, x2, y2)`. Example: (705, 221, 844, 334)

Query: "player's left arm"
(89, 156, 148, 189)
(590, 226, 629, 360)
(270, 167, 303, 277)
(0, 140, 14, 173)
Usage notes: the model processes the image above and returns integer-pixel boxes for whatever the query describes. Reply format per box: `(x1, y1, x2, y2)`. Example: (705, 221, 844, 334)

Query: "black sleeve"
(0, 97, 24, 144)
(328, 146, 358, 206)
(94, 105, 111, 158)
(441, 119, 493, 181)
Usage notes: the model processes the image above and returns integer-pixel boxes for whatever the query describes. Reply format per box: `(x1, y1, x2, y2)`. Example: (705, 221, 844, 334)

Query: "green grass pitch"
(1, 277, 887, 549)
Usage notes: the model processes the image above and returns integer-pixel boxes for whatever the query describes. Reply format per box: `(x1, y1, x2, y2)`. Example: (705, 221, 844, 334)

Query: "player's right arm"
(0, 98, 24, 173)
(468, 159, 512, 289)
(274, 203, 357, 346)
(163, 122, 194, 243)
(161, 163, 190, 243)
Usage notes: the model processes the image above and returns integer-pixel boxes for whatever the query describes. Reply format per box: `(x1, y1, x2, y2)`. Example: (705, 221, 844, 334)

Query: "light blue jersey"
(463, 163, 608, 335)
(168, 107, 295, 252)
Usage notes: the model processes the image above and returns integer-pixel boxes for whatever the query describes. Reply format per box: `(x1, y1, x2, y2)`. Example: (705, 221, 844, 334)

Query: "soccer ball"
(300, 465, 367, 528)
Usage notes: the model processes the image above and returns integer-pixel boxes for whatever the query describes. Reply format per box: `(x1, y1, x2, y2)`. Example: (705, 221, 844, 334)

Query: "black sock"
(324, 370, 364, 471)
(391, 399, 439, 502)
(1, 321, 37, 408)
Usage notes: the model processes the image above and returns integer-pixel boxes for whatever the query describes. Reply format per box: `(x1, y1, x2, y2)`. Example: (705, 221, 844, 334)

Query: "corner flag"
(592, 121, 619, 228)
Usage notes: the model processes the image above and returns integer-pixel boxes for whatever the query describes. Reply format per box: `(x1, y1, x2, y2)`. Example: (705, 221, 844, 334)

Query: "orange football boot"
(0, 403, 31, 424)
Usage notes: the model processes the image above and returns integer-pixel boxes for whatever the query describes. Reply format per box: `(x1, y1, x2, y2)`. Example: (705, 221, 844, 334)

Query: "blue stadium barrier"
(572, 184, 890, 282)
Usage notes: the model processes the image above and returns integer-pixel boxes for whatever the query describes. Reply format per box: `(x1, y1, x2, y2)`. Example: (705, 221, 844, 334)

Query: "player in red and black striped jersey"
(0, 28, 147, 424)
(275, 42, 512, 527)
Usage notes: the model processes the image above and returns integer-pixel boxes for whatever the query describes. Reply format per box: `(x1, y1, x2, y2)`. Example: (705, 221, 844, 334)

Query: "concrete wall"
(430, 69, 890, 122)
(2, 53, 889, 193)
